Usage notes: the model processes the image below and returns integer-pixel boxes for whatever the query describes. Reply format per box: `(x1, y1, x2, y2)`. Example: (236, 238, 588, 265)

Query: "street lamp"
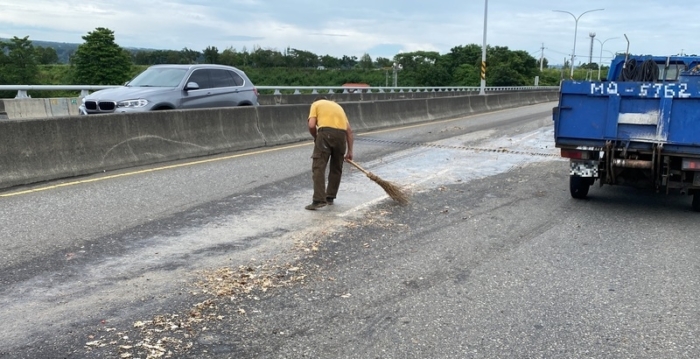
(553, 8, 604, 79)
(392, 62, 402, 87)
(595, 37, 619, 80)
(479, 0, 489, 95)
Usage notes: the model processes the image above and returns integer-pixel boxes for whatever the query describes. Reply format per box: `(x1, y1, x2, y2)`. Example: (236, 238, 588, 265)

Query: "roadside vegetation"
(0, 27, 608, 98)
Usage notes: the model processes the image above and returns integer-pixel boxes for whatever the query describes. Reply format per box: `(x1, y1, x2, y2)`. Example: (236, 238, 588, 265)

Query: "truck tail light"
(682, 158, 700, 170)
(561, 149, 592, 160)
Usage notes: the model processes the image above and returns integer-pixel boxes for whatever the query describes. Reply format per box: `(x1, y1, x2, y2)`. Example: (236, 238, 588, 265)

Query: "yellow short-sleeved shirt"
(308, 99, 349, 131)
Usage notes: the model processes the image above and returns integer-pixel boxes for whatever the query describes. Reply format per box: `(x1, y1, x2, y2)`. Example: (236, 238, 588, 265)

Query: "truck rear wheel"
(693, 194, 700, 212)
(570, 175, 591, 199)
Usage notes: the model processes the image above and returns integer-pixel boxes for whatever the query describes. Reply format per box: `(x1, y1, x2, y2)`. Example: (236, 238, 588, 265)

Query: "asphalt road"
(1, 102, 698, 358)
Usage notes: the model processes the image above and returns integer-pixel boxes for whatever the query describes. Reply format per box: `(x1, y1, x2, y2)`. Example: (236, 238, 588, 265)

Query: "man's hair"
(314, 96, 327, 102)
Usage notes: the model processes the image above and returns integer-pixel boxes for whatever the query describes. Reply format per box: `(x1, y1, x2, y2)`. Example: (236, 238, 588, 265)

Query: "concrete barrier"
(46, 98, 82, 117)
(470, 95, 488, 113)
(1, 91, 550, 119)
(0, 92, 558, 190)
(496, 93, 519, 109)
(0, 100, 7, 120)
(256, 105, 309, 146)
(359, 99, 430, 130)
(337, 102, 367, 132)
(426, 96, 472, 121)
(0, 107, 267, 189)
(2, 98, 49, 119)
(0, 98, 82, 120)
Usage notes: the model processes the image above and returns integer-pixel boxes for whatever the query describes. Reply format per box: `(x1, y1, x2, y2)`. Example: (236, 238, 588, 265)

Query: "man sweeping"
(305, 96, 354, 210)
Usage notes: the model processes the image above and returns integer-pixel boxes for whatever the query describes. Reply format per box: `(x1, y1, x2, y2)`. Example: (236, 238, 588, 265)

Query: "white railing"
(0, 85, 559, 99)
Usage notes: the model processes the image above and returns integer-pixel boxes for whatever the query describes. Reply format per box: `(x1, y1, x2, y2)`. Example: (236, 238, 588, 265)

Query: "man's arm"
(308, 117, 318, 139)
(345, 123, 354, 161)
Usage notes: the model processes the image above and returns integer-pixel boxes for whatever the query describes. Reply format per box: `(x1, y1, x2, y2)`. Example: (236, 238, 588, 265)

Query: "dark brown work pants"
(312, 127, 347, 203)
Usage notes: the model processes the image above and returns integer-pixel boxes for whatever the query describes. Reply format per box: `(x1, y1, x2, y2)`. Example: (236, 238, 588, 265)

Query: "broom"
(346, 159, 410, 205)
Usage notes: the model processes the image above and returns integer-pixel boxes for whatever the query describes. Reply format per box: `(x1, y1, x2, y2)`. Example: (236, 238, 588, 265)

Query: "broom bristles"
(366, 172, 410, 205)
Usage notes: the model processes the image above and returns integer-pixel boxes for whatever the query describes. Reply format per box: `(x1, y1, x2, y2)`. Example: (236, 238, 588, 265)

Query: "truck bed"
(554, 80, 700, 156)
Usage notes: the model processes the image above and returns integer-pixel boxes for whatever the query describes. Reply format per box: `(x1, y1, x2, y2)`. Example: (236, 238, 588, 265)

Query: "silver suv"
(80, 64, 258, 114)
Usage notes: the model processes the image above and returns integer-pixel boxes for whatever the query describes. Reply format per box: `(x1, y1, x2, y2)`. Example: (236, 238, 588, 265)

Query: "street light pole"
(596, 37, 619, 80)
(553, 8, 604, 79)
(479, 0, 488, 95)
(392, 62, 402, 87)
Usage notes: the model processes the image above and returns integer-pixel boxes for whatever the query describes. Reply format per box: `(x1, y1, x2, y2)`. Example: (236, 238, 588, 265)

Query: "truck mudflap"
(570, 160, 599, 177)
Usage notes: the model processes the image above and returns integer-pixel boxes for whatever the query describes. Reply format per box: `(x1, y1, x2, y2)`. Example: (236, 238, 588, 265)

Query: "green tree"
(0, 40, 8, 96)
(453, 63, 480, 86)
(71, 27, 132, 85)
(286, 48, 318, 68)
(579, 62, 598, 70)
(444, 44, 482, 76)
(35, 46, 59, 65)
(319, 55, 340, 69)
(180, 48, 201, 64)
(374, 57, 393, 68)
(250, 47, 285, 68)
(220, 47, 243, 66)
(489, 63, 525, 86)
(393, 51, 449, 86)
(339, 55, 358, 69)
(359, 53, 373, 69)
(1, 36, 39, 85)
(203, 46, 219, 64)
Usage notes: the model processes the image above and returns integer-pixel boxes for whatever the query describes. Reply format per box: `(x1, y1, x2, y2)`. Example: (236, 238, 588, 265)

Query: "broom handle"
(345, 159, 371, 176)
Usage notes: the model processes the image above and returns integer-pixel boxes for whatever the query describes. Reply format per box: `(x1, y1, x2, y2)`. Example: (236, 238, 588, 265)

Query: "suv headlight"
(117, 99, 149, 108)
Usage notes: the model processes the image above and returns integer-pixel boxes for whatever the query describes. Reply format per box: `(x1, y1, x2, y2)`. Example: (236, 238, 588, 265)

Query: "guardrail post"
(15, 90, 29, 99)
(80, 89, 90, 97)
(274, 89, 282, 95)
(293, 89, 301, 95)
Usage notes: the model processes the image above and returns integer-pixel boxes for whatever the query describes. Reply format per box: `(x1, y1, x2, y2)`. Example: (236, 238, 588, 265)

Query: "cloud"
(1, 0, 700, 63)
(309, 33, 349, 38)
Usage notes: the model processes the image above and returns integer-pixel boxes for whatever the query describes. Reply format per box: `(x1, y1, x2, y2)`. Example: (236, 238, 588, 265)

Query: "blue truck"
(553, 53, 700, 211)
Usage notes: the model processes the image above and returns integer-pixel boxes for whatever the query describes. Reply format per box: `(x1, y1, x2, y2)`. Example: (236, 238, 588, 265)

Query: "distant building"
(342, 83, 370, 93)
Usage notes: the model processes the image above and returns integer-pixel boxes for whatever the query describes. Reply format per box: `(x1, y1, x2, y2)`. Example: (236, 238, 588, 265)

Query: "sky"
(1, 0, 698, 66)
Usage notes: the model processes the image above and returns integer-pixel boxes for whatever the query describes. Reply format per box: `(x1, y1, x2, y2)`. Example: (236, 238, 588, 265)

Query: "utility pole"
(539, 43, 545, 71)
(479, 0, 488, 95)
(392, 63, 402, 87)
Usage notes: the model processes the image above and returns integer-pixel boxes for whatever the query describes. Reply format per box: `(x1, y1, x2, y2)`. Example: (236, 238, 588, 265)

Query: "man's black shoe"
(326, 197, 334, 205)
(305, 201, 327, 210)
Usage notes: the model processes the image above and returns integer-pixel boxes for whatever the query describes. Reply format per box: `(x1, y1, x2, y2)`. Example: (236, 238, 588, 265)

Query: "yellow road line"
(0, 143, 310, 197)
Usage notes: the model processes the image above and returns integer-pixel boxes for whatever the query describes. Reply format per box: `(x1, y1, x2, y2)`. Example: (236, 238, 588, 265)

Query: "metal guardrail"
(0, 85, 559, 99)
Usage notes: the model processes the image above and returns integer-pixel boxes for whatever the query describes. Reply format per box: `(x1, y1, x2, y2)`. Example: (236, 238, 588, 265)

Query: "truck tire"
(693, 194, 700, 212)
(570, 175, 591, 199)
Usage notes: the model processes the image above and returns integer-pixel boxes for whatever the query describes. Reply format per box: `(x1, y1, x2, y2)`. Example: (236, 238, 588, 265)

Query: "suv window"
(128, 68, 188, 87)
(187, 69, 212, 89)
(210, 69, 237, 88)
(230, 71, 245, 86)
